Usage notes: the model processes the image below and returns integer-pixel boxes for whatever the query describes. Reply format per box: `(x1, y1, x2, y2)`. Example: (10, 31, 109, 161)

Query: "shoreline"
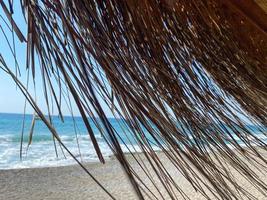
(1, 150, 267, 200)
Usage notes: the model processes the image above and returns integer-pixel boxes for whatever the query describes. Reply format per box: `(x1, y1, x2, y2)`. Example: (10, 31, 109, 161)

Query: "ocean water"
(0, 113, 266, 169)
(0, 113, 142, 169)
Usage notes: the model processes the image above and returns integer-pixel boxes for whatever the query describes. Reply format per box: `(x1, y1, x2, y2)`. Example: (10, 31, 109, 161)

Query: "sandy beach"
(1, 151, 267, 200)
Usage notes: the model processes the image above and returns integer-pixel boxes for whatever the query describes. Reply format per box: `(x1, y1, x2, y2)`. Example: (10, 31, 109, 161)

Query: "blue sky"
(0, 1, 114, 117)
(0, 1, 28, 114)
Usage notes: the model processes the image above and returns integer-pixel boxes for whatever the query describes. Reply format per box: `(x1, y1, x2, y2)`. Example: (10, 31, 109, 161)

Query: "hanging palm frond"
(0, 0, 267, 199)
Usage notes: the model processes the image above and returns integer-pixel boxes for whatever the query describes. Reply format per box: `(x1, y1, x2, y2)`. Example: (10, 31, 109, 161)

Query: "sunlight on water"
(0, 113, 265, 169)
(0, 113, 142, 169)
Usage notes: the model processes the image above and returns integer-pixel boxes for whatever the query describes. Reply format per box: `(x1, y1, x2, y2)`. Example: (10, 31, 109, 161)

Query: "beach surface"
(1, 150, 267, 200)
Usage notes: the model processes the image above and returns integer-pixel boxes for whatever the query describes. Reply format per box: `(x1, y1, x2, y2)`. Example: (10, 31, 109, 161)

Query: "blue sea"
(0, 113, 266, 169)
(0, 113, 144, 169)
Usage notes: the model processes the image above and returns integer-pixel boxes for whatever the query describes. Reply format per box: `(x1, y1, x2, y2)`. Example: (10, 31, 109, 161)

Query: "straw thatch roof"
(256, 0, 267, 12)
(0, 0, 266, 199)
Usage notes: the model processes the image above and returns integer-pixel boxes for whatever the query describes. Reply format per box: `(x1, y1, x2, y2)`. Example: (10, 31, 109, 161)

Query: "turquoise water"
(0, 113, 141, 169)
(0, 113, 266, 169)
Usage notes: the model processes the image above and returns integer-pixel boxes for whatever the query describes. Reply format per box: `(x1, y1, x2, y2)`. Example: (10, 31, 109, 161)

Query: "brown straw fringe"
(0, 0, 267, 199)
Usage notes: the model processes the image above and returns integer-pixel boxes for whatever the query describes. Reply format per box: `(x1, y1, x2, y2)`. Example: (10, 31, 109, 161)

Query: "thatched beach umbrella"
(0, 0, 267, 199)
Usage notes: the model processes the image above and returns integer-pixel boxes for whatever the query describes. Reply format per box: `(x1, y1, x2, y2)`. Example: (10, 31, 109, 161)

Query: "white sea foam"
(0, 133, 145, 169)
(0, 112, 265, 169)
